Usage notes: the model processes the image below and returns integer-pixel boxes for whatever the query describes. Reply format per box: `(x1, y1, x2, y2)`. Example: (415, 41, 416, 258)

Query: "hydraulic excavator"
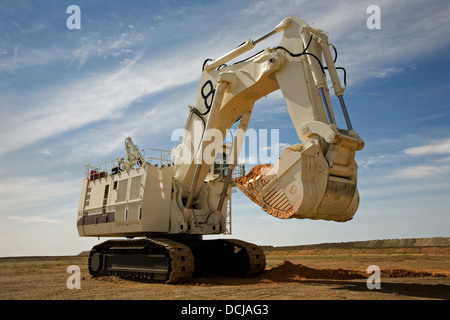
(77, 16, 364, 283)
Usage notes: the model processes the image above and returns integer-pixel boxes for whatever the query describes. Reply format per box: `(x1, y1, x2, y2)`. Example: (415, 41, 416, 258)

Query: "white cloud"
(393, 164, 450, 179)
(0, 45, 72, 72)
(0, 11, 149, 72)
(3, 0, 449, 158)
(404, 138, 450, 156)
(361, 138, 450, 180)
(0, 50, 200, 155)
(360, 155, 386, 168)
(260, 142, 290, 152)
(435, 156, 450, 163)
(39, 149, 53, 156)
(0, 175, 80, 215)
(373, 67, 404, 79)
(219, 0, 450, 91)
(7, 216, 63, 224)
(304, 0, 450, 84)
(58, 91, 192, 166)
(1, 19, 254, 157)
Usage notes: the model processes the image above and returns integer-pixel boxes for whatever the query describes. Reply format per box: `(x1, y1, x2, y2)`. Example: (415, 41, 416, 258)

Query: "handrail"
(84, 147, 172, 179)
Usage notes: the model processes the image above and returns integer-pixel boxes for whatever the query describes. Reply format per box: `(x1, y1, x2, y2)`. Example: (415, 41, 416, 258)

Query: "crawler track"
(88, 237, 265, 284)
(225, 239, 266, 277)
(88, 238, 194, 284)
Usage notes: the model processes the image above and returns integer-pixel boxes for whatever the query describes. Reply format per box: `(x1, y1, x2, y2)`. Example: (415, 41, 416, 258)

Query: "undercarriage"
(88, 236, 266, 284)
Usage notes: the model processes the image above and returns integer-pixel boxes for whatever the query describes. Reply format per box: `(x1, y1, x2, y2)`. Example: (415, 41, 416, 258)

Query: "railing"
(231, 164, 246, 192)
(224, 164, 246, 234)
(84, 147, 172, 179)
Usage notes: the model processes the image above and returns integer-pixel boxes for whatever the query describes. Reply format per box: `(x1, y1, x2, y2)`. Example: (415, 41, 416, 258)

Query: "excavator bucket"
(234, 130, 364, 222)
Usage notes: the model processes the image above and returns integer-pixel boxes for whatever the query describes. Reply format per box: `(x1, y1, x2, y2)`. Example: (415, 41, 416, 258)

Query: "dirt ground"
(0, 245, 449, 301)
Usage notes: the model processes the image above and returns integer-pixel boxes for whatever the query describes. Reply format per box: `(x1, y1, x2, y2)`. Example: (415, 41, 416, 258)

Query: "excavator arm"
(172, 16, 364, 222)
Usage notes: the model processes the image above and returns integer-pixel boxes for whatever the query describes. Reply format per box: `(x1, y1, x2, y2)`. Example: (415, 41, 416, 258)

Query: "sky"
(0, 0, 449, 257)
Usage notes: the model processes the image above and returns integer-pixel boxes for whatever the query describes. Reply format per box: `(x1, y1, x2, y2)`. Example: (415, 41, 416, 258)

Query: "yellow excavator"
(76, 16, 364, 283)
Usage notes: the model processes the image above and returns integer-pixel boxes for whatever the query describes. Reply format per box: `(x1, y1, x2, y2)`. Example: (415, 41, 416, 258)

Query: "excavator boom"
(173, 16, 364, 222)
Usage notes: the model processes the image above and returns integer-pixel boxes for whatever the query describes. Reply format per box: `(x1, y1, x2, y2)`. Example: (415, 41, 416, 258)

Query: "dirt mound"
(191, 261, 447, 287)
(261, 261, 366, 281)
(261, 262, 449, 281)
(381, 269, 447, 278)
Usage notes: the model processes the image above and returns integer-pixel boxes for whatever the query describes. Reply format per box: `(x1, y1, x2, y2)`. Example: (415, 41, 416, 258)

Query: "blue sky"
(0, 0, 449, 256)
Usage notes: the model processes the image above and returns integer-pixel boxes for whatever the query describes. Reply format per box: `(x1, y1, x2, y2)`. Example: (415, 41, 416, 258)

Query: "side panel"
(109, 168, 146, 235)
(79, 168, 147, 237)
(77, 174, 115, 236)
(140, 165, 172, 233)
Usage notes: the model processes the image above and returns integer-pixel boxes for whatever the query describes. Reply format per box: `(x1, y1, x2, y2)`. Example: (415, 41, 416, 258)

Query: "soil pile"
(381, 269, 447, 278)
(261, 261, 366, 281)
(261, 261, 448, 281)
